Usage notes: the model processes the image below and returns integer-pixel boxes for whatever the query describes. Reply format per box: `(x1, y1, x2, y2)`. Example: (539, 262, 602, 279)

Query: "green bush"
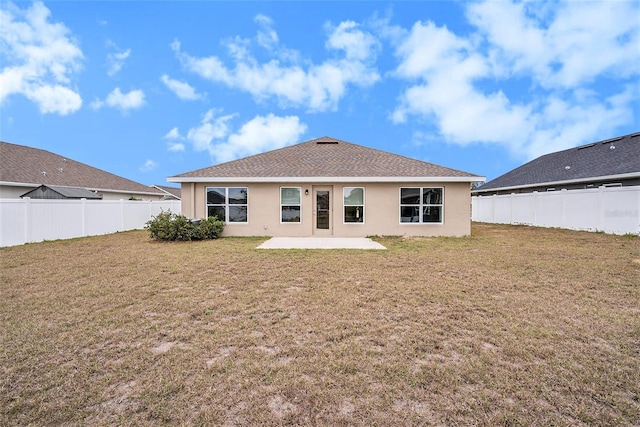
(145, 211, 224, 241)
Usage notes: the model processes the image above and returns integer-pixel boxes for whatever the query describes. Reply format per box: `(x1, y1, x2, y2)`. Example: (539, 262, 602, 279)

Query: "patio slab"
(256, 237, 386, 250)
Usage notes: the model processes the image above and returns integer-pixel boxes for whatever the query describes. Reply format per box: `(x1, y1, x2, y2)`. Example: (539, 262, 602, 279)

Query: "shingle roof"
(475, 132, 640, 192)
(170, 136, 483, 182)
(0, 141, 164, 196)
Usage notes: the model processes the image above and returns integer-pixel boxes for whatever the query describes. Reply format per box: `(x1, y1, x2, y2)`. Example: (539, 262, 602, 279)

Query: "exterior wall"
(181, 181, 472, 237)
(0, 184, 31, 198)
(472, 186, 640, 235)
(97, 191, 165, 201)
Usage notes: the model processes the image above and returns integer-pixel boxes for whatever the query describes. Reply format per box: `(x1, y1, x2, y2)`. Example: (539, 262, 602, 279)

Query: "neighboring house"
(471, 132, 640, 235)
(473, 132, 640, 196)
(21, 185, 103, 200)
(151, 185, 181, 200)
(0, 141, 166, 200)
(168, 136, 484, 237)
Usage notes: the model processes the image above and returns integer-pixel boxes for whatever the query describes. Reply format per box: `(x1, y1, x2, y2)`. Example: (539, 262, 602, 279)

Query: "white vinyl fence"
(0, 198, 181, 247)
(472, 186, 640, 235)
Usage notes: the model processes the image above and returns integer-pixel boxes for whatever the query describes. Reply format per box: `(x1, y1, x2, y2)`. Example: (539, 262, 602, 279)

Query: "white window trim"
(343, 186, 365, 225)
(399, 187, 444, 225)
(280, 186, 302, 224)
(206, 186, 249, 224)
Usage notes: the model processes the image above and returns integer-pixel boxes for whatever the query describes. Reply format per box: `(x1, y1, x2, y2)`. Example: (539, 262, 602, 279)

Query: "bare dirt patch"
(1, 224, 638, 425)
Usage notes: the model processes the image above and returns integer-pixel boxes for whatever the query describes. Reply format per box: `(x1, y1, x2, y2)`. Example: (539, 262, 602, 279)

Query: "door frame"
(312, 185, 333, 235)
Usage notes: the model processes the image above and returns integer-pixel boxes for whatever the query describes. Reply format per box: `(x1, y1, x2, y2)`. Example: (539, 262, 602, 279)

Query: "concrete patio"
(256, 237, 387, 250)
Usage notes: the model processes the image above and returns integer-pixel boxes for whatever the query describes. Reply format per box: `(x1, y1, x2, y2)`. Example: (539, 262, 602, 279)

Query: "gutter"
(167, 176, 486, 184)
(472, 171, 640, 194)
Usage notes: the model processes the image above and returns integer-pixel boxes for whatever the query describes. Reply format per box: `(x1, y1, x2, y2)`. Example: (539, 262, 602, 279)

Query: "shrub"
(145, 211, 224, 241)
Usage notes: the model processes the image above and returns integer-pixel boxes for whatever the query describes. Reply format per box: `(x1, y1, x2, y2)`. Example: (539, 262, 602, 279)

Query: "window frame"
(343, 186, 365, 224)
(205, 186, 249, 224)
(280, 187, 302, 224)
(399, 187, 444, 224)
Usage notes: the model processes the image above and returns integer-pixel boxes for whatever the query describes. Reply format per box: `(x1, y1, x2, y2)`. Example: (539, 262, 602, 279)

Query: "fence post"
(24, 197, 31, 243)
(597, 186, 604, 232)
(120, 199, 125, 231)
(81, 198, 87, 237)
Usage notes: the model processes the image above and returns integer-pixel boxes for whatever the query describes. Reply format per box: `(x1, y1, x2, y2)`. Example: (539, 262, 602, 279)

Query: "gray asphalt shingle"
(171, 136, 480, 179)
(1, 141, 164, 195)
(476, 132, 640, 192)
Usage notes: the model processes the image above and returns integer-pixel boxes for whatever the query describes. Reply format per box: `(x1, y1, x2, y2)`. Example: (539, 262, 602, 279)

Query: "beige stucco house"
(168, 136, 484, 237)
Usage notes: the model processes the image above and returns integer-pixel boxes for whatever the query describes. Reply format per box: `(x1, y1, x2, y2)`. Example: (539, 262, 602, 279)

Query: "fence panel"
(472, 187, 640, 235)
(0, 199, 28, 247)
(0, 199, 181, 247)
(601, 187, 640, 234)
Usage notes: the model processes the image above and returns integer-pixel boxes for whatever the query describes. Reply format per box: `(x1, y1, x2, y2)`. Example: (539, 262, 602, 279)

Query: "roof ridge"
(170, 135, 483, 179)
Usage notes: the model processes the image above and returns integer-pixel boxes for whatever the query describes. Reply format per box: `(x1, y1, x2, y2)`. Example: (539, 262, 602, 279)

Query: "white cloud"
(389, 0, 639, 161)
(254, 14, 278, 50)
(183, 110, 307, 163)
(163, 127, 185, 152)
(172, 16, 380, 112)
(92, 87, 145, 111)
(25, 84, 83, 115)
(0, 1, 83, 115)
(466, 0, 640, 88)
(325, 20, 380, 61)
(139, 159, 157, 172)
(215, 114, 308, 163)
(106, 40, 130, 76)
(160, 74, 203, 100)
(186, 109, 236, 153)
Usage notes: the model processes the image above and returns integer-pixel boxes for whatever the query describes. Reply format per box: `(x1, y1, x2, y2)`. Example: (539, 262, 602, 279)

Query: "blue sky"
(1, 1, 638, 187)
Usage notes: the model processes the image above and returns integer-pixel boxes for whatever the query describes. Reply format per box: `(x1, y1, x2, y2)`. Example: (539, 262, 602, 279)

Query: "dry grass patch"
(1, 223, 639, 425)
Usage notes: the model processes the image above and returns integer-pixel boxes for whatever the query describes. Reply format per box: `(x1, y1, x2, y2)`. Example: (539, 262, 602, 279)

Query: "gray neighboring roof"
(151, 185, 181, 199)
(21, 185, 103, 199)
(475, 132, 640, 193)
(0, 141, 164, 196)
(169, 136, 484, 183)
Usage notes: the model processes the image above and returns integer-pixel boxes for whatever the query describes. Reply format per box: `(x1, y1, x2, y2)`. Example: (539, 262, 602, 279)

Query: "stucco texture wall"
(180, 181, 472, 237)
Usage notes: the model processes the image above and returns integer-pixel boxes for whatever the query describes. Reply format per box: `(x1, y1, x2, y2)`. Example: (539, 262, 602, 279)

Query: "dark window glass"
(228, 206, 247, 222)
(228, 187, 248, 204)
(207, 206, 225, 222)
(423, 206, 442, 223)
(401, 188, 420, 204)
(207, 187, 225, 204)
(282, 206, 301, 223)
(344, 206, 364, 223)
(423, 188, 443, 204)
(400, 206, 420, 222)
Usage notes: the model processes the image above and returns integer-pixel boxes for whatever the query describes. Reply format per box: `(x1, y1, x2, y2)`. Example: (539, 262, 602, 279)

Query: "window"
(281, 187, 301, 223)
(400, 187, 443, 223)
(206, 187, 248, 223)
(344, 187, 364, 223)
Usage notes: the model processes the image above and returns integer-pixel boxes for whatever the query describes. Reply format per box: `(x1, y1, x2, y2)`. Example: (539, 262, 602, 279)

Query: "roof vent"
(609, 145, 616, 150)
(317, 141, 339, 145)
(565, 165, 571, 170)
(41, 171, 47, 176)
